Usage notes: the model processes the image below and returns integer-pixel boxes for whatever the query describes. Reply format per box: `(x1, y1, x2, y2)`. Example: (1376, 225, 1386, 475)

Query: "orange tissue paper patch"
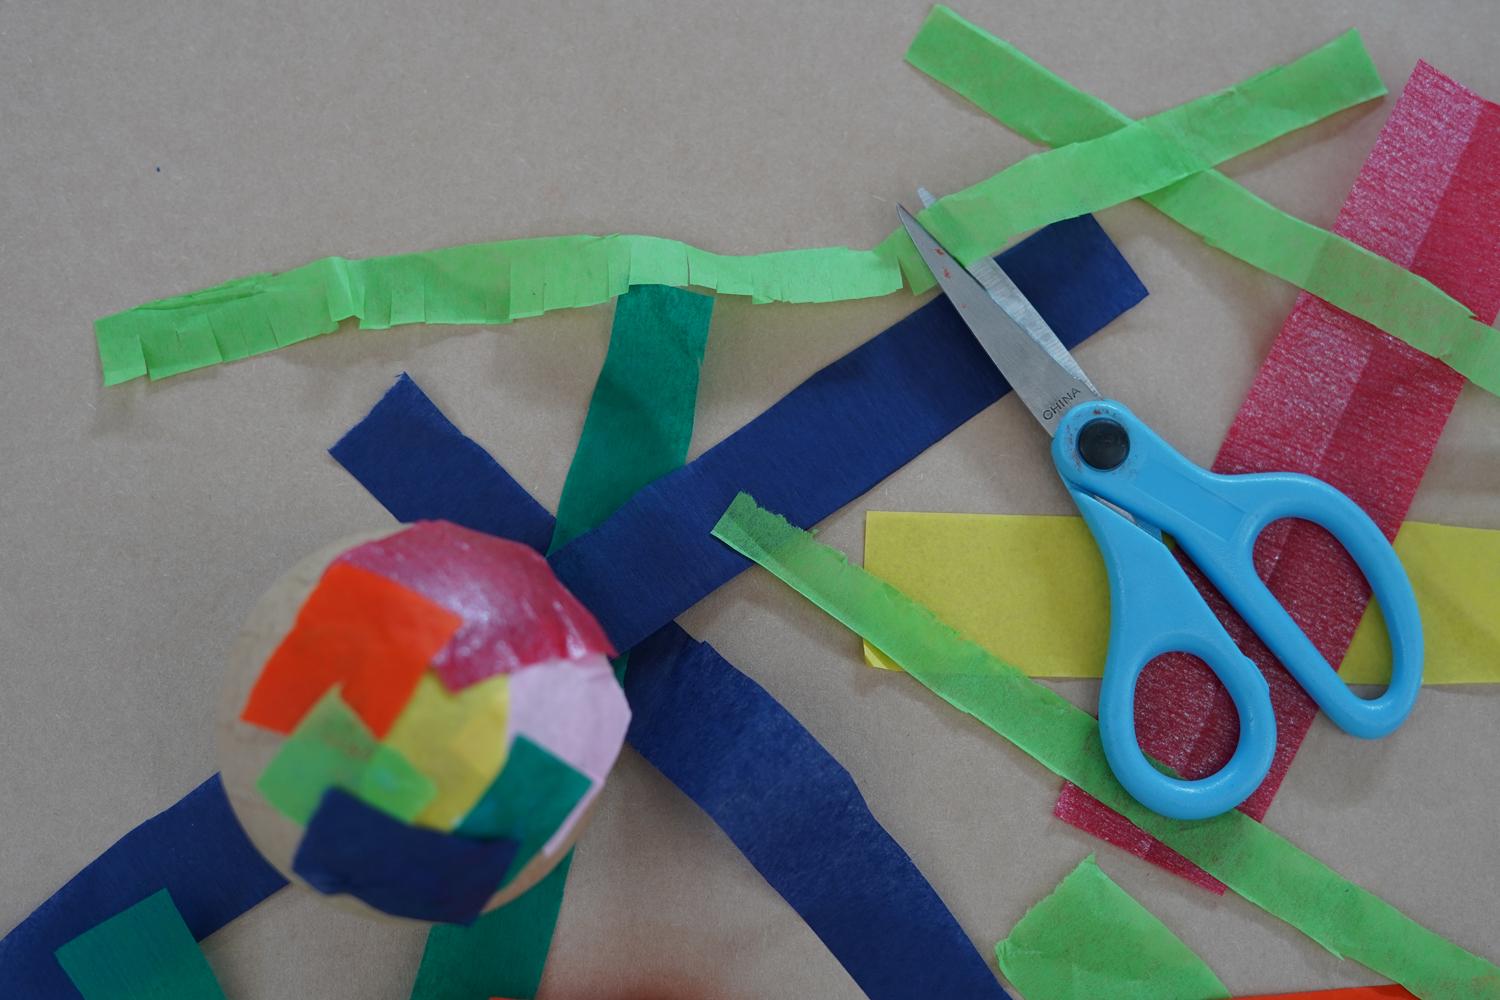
(240, 562, 462, 737)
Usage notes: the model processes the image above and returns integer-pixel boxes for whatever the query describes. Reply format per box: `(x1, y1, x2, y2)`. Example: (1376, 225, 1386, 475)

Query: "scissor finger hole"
(1132, 651, 1236, 761)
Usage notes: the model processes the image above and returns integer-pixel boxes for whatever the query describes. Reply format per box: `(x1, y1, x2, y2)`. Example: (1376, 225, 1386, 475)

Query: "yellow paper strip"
(862, 513, 1500, 686)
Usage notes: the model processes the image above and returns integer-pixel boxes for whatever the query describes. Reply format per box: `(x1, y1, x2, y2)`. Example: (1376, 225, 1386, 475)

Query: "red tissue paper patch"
(337, 520, 616, 692)
(1057, 61, 1500, 892)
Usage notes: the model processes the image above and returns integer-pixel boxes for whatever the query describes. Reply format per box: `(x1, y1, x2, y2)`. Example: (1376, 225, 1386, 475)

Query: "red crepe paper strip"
(336, 521, 615, 692)
(1236, 986, 1416, 999)
(1057, 61, 1500, 890)
(240, 562, 462, 737)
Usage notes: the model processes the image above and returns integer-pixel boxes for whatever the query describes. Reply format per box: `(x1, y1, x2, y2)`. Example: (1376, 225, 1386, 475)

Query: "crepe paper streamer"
(907, 7, 1500, 396)
(385, 674, 512, 830)
(97, 12, 1371, 389)
(919, 28, 1384, 266)
(94, 232, 907, 383)
(328, 374, 556, 553)
(456, 735, 592, 881)
(256, 688, 436, 825)
(413, 858, 575, 1000)
(545, 214, 1146, 654)
(994, 855, 1230, 1000)
(861, 514, 1500, 686)
(415, 283, 713, 1000)
(53, 889, 227, 1000)
(710, 494, 1500, 1000)
(292, 788, 520, 924)
(0, 775, 288, 999)
(1237, 986, 1416, 999)
(334, 378, 1012, 1000)
(339, 522, 615, 693)
(550, 285, 714, 552)
(1050, 60, 1500, 889)
(239, 562, 462, 737)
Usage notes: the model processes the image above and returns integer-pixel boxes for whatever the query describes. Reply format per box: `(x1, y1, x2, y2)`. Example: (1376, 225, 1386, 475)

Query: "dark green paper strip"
(997, 854, 1230, 1000)
(549, 284, 714, 551)
(54, 889, 227, 1000)
(97, 29, 1377, 384)
(410, 285, 713, 1000)
(907, 4, 1500, 395)
(710, 493, 1500, 1000)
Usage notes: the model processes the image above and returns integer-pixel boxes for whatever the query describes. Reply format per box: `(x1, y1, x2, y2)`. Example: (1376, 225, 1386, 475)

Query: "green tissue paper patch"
(256, 687, 435, 824)
(996, 855, 1230, 1000)
(710, 492, 1500, 1000)
(54, 889, 227, 1000)
(456, 735, 594, 884)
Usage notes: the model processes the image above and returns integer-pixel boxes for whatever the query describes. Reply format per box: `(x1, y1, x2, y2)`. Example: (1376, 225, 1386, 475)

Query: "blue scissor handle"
(1070, 487, 1277, 820)
(1052, 400, 1424, 819)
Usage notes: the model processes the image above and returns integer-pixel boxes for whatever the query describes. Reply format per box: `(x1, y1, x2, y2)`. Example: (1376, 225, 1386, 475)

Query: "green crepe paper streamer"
(996, 854, 1230, 1000)
(456, 735, 594, 885)
(710, 493, 1500, 1000)
(54, 889, 227, 1000)
(907, 5, 1500, 396)
(411, 285, 714, 1000)
(256, 688, 436, 825)
(917, 28, 1384, 265)
(97, 33, 1375, 386)
(549, 284, 714, 551)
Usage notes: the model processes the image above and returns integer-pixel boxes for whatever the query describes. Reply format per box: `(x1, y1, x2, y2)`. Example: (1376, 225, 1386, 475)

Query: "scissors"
(896, 203, 1424, 821)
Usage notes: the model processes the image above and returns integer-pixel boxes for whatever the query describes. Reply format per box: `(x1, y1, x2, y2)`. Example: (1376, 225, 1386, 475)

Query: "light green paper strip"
(996, 854, 1230, 1000)
(97, 30, 1380, 384)
(256, 687, 435, 825)
(907, 4, 1500, 395)
(710, 493, 1500, 1000)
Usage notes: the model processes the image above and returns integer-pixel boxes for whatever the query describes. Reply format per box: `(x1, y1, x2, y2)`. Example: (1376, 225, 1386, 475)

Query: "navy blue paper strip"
(0, 775, 287, 999)
(330, 377, 556, 554)
(546, 214, 1146, 651)
(293, 788, 520, 925)
(332, 376, 1015, 999)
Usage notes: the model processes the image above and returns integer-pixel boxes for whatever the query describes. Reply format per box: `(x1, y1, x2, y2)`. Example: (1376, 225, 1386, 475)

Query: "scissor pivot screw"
(1078, 418, 1129, 471)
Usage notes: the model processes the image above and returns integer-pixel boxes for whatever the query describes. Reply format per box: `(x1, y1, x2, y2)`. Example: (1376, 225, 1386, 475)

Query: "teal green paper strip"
(411, 285, 714, 1000)
(98, 31, 1375, 384)
(996, 854, 1230, 1000)
(549, 284, 714, 551)
(907, 4, 1500, 395)
(54, 889, 227, 1000)
(710, 493, 1500, 1000)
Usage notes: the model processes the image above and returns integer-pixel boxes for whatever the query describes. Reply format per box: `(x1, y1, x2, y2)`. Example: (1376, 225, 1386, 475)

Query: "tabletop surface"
(2, 2, 1497, 997)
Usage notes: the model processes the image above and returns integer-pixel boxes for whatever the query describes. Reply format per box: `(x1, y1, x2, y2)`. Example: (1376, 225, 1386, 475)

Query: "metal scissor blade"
(897, 204, 1100, 436)
(915, 189, 1098, 394)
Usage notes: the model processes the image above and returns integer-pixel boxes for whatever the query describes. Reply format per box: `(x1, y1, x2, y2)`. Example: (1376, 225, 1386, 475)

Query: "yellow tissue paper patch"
(385, 673, 511, 830)
(862, 512, 1500, 685)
